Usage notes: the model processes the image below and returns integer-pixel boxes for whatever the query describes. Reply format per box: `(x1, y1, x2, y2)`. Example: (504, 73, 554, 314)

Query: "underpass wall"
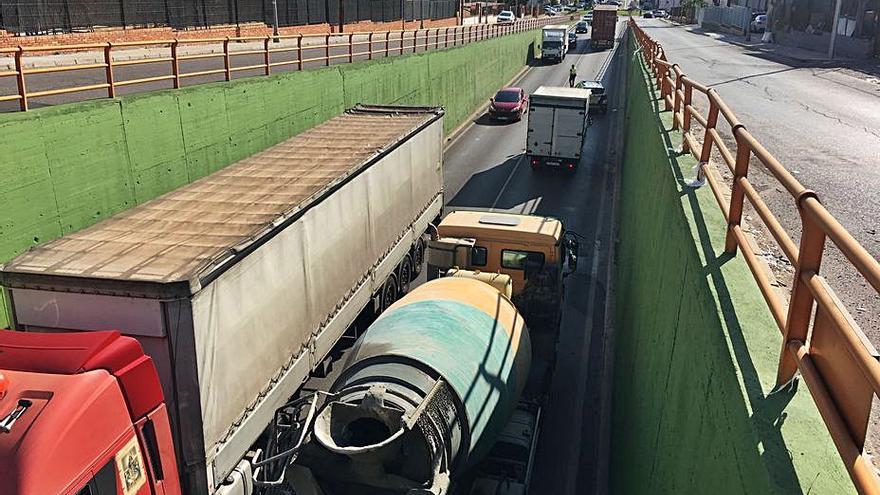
(610, 31, 853, 494)
(0, 29, 539, 325)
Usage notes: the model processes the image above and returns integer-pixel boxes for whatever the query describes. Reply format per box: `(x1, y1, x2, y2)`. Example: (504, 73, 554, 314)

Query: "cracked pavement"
(638, 19, 880, 349)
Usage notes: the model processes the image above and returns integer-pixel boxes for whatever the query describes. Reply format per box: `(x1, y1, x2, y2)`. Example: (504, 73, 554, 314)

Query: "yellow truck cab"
(428, 210, 579, 332)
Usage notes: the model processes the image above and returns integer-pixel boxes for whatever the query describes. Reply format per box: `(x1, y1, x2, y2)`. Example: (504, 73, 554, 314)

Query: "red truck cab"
(0, 329, 180, 495)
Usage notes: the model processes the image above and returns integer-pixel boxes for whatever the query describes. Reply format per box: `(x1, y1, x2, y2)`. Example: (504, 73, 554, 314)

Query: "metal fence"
(696, 5, 751, 31)
(0, 0, 458, 34)
(630, 18, 880, 494)
(0, 16, 560, 111)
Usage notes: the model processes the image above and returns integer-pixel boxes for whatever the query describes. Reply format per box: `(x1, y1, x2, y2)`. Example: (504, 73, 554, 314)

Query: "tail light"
(568, 163, 575, 169)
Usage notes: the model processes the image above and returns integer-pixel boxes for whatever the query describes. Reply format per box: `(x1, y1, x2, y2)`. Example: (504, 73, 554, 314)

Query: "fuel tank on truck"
(298, 277, 531, 494)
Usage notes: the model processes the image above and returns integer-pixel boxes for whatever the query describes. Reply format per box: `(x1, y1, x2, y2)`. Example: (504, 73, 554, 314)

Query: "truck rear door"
(551, 107, 584, 160)
(528, 104, 555, 157)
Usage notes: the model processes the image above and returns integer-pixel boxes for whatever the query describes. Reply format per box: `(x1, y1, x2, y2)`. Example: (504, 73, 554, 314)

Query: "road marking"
(490, 154, 525, 211)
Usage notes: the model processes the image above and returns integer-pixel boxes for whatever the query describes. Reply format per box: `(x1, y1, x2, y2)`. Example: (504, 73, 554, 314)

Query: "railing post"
(224, 37, 232, 80)
(435, 28, 440, 49)
(400, 31, 405, 54)
(171, 40, 180, 89)
(699, 92, 719, 164)
(725, 127, 751, 253)
(264, 37, 271, 75)
(413, 30, 418, 53)
(368, 32, 373, 60)
(104, 42, 115, 98)
(682, 81, 692, 135)
(325, 34, 331, 66)
(445, 27, 449, 47)
(386, 31, 390, 56)
(672, 66, 682, 129)
(15, 47, 28, 111)
(349, 33, 354, 62)
(776, 192, 826, 386)
(297, 35, 303, 70)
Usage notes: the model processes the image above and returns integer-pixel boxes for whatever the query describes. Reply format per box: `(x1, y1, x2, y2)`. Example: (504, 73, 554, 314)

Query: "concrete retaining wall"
(610, 31, 853, 494)
(0, 28, 539, 325)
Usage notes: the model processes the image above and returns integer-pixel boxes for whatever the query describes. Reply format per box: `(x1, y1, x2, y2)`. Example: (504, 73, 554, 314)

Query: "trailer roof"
(542, 24, 571, 30)
(593, 4, 618, 11)
(2, 105, 442, 288)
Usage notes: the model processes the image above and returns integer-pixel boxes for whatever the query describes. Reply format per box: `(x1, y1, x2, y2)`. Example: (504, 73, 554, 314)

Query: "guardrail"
(629, 19, 880, 494)
(0, 17, 562, 111)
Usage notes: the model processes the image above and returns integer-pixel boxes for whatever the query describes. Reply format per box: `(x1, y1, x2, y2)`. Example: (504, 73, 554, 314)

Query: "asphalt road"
(442, 29, 624, 494)
(637, 19, 880, 343)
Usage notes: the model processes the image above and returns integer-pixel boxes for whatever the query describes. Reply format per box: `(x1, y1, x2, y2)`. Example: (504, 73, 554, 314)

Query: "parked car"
(582, 12, 593, 22)
(489, 87, 528, 121)
(750, 14, 767, 32)
(642, 10, 653, 17)
(575, 80, 608, 114)
(576, 20, 589, 32)
(568, 30, 578, 47)
(653, 9, 667, 17)
(497, 10, 516, 24)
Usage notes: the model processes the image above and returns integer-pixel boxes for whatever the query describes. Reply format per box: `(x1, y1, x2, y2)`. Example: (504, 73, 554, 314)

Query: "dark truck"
(590, 5, 618, 49)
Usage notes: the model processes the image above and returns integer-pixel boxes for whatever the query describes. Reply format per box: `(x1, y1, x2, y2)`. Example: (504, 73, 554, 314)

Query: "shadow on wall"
(610, 31, 851, 494)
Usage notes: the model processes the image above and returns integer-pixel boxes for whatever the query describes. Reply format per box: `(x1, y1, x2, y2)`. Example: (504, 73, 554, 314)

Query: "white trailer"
(541, 25, 570, 63)
(525, 86, 590, 171)
(0, 105, 445, 495)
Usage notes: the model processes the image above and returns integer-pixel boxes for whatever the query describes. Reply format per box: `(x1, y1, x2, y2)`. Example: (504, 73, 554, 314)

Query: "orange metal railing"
(0, 17, 565, 111)
(630, 18, 880, 495)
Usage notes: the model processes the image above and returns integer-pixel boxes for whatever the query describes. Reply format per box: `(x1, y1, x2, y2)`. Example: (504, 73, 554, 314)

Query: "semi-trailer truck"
(540, 25, 570, 62)
(0, 104, 446, 495)
(526, 86, 591, 171)
(590, 5, 618, 49)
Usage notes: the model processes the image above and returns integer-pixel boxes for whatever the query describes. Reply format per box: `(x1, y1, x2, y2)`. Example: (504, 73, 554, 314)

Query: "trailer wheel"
(398, 254, 413, 295)
(380, 274, 399, 313)
(411, 238, 425, 277)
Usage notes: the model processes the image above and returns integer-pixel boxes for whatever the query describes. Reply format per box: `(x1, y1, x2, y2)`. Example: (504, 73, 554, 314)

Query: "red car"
(489, 87, 528, 121)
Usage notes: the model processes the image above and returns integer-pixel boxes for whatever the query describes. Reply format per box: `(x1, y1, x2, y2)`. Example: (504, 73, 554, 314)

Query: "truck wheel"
(380, 275, 399, 313)
(411, 238, 425, 277)
(398, 254, 413, 295)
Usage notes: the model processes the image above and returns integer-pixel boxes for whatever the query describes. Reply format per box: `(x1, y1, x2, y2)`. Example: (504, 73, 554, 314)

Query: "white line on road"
(490, 154, 525, 211)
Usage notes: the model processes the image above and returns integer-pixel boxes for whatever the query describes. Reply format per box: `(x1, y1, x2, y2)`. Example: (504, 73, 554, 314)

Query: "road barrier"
(630, 18, 880, 494)
(0, 17, 562, 111)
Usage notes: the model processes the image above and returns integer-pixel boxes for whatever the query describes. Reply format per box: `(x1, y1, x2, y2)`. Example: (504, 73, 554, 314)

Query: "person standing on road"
(569, 64, 577, 87)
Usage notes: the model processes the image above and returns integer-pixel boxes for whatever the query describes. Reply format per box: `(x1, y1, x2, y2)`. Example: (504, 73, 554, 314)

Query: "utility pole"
(271, 0, 280, 41)
(828, 0, 842, 59)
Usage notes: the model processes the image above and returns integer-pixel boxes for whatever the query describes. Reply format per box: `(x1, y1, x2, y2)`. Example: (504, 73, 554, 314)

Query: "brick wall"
(0, 17, 458, 49)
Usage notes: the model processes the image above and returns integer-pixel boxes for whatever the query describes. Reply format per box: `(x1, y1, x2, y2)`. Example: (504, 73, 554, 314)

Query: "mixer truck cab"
(428, 210, 579, 331)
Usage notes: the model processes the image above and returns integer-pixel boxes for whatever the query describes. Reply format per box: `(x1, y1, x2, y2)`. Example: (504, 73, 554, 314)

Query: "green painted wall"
(611, 32, 853, 494)
(0, 29, 540, 325)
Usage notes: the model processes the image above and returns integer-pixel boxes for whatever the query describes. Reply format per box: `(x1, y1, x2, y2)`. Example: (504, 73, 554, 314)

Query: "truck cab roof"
(438, 211, 562, 246)
(0, 331, 146, 495)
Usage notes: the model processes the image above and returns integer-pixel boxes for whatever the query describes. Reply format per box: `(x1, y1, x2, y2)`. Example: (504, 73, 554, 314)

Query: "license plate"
(546, 160, 561, 167)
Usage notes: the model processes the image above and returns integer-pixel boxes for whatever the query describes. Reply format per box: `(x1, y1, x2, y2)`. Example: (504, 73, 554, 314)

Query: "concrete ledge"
(610, 31, 853, 494)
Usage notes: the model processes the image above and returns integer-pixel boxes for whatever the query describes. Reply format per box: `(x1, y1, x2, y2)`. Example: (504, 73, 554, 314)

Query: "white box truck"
(0, 104, 445, 495)
(526, 86, 590, 171)
(541, 25, 569, 63)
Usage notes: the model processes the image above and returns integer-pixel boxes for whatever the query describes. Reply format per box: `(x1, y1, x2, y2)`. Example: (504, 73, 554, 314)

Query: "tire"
(411, 238, 425, 277)
(380, 274, 399, 313)
(398, 254, 413, 296)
